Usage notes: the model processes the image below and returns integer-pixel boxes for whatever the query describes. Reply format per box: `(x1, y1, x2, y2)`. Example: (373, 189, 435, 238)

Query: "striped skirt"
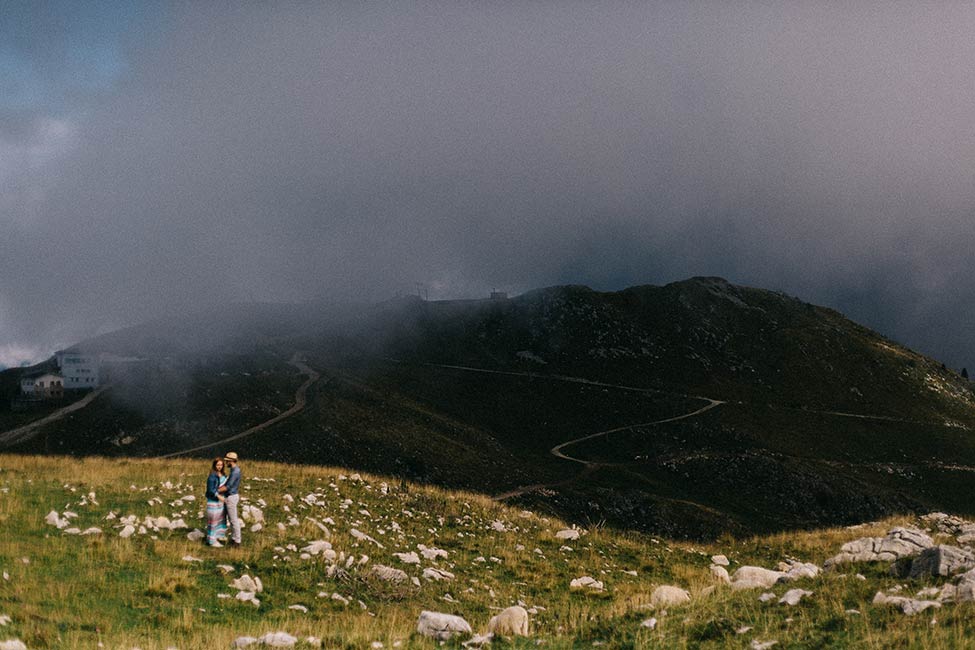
(206, 499, 228, 545)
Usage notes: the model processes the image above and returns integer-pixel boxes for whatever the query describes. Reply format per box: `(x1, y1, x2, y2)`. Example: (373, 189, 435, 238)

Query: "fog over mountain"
(4, 2, 975, 368)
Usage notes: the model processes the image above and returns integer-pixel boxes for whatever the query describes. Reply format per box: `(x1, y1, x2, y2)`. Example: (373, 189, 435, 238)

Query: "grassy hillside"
(1, 454, 973, 649)
(5, 278, 975, 539)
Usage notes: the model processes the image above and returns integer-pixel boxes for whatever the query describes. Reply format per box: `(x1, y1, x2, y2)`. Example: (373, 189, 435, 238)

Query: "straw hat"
(224, 451, 239, 462)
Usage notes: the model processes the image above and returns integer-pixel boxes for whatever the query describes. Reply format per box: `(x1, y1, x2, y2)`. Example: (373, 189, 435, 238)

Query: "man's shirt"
(225, 466, 241, 496)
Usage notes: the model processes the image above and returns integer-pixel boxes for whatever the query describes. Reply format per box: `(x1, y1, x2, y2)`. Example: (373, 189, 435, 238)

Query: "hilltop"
(2, 454, 975, 649)
(2, 278, 975, 539)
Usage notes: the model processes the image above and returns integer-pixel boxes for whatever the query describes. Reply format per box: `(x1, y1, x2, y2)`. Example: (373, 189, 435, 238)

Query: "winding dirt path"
(159, 355, 320, 459)
(0, 385, 111, 448)
(391, 361, 726, 499)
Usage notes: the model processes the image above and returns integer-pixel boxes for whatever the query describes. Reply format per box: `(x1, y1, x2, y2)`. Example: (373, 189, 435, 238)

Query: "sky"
(4, 2, 975, 368)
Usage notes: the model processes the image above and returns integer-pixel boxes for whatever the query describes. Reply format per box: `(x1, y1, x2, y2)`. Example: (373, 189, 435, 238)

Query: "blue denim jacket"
(224, 466, 241, 496)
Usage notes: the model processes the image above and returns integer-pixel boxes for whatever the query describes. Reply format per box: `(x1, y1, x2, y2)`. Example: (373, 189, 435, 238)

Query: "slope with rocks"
(3, 454, 975, 649)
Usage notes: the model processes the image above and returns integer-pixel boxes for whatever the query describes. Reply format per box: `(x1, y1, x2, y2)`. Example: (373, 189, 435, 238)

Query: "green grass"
(1, 455, 974, 649)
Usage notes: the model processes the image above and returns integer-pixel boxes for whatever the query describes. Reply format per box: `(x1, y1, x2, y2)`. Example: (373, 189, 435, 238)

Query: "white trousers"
(225, 494, 242, 543)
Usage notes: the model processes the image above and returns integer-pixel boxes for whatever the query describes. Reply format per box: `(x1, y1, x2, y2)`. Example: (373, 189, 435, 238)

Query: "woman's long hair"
(211, 457, 225, 474)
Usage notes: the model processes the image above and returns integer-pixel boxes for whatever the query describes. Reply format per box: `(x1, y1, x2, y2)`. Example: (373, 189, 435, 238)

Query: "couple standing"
(205, 451, 242, 547)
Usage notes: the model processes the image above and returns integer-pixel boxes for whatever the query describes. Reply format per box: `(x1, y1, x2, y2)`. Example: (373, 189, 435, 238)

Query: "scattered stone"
(651, 586, 690, 608)
(710, 565, 731, 584)
(556, 529, 581, 541)
(487, 605, 529, 636)
(777, 561, 820, 582)
(416, 611, 472, 640)
(730, 567, 785, 590)
(369, 565, 410, 583)
(570, 576, 605, 592)
(119, 525, 135, 538)
(758, 592, 776, 602)
(825, 527, 933, 568)
(256, 631, 297, 647)
(894, 545, 975, 579)
(394, 552, 420, 565)
(422, 567, 455, 582)
(711, 554, 730, 566)
(750, 641, 777, 650)
(186, 529, 205, 542)
(0, 639, 26, 650)
(872, 591, 941, 615)
(462, 633, 494, 648)
(779, 589, 813, 606)
(230, 575, 263, 593)
(640, 618, 657, 630)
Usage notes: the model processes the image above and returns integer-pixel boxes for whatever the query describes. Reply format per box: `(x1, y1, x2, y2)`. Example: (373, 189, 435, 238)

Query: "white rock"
(711, 554, 730, 566)
(872, 591, 942, 615)
(487, 606, 529, 636)
(555, 529, 581, 541)
(640, 618, 657, 629)
(0, 616, 10, 626)
(301, 540, 332, 556)
(418, 545, 448, 561)
(570, 576, 605, 591)
(230, 575, 262, 593)
(779, 589, 813, 606)
(369, 565, 409, 583)
(0, 641, 27, 650)
(119, 525, 136, 538)
(710, 565, 731, 584)
(651, 585, 691, 608)
(751, 641, 778, 650)
(416, 610, 472, 640)
(394, 552, 420, 565)
(257, 631, 297, 647)
(235, 591, 261, 607)
(288, 605, 309, 613)
(730, 566, 785, 590)
(423, 567, 455, 581)
(758, 592, 777, 602)
(182, 555, 203, 563)
(186, 529, 205, 542)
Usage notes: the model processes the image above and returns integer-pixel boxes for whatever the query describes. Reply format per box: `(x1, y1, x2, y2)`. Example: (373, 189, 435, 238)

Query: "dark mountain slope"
(4, 277, 975, 538)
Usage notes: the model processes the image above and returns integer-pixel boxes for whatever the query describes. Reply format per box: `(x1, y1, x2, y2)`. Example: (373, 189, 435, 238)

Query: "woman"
(205, 457, 229, 546)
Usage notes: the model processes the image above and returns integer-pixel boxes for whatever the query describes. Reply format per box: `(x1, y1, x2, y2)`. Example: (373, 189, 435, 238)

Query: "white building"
(20, 371, 64, 399)
(55, 350, 100, 388)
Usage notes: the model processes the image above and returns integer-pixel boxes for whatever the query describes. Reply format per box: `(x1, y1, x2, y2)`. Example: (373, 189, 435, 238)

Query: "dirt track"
(0, 385, 111, 449)
(159, 355, 320, 459)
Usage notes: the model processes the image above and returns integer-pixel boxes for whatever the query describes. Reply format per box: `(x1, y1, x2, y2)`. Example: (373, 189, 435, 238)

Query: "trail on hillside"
(0, 385, 111, 448)
(385, 361, 726, 500)
(159, 355, 320, 459)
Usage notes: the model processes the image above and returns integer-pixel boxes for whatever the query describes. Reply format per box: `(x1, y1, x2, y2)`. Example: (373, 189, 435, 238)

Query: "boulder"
(487, 606, 529, 636)
(556, 529, 581, 541)
(777, 561, 820, 582)
(651, 585, 691, 608)
(416, 611, 472, 640)
(570, 576, 604, 592)
(422, 568, 455, 582)
(369, 565, 409, 583)
(711, 554, 730, 566)
(825, 527, 932, 568)
(893, 545, 975, 579)
(779, 589, 813, 606)
(257, 632, 297, 647)
(710, 565, 731, 584)
(730, 566, 785, 590)
(872, 591, 941, 615)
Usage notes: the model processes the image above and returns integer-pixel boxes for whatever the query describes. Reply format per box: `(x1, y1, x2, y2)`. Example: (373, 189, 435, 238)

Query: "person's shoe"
(230, 540, 241, 547)
(209, 540, 223, 548)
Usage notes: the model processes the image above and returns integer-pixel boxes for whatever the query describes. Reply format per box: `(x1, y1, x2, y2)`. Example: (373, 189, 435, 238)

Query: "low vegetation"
(1, 455, 972, 649)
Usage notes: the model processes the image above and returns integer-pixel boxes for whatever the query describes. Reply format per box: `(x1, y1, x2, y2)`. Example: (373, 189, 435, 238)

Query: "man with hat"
(220, 451, 243, 546)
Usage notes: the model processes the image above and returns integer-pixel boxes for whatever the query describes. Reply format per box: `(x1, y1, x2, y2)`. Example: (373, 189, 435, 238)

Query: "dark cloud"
(4, 3, 975, 367)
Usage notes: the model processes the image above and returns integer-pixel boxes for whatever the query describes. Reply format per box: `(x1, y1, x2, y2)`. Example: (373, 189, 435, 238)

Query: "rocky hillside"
(3, 278, 975, 539)
(3, 454, 975, 649)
